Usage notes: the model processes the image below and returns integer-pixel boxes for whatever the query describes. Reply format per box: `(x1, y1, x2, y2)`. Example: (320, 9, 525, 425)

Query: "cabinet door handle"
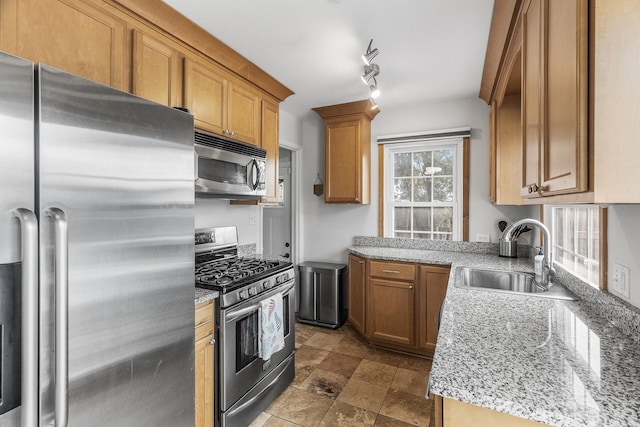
(409, 285, 414, 289)
(358, 261, 364, 264)
(209, 339, 216, 346)
(382, 269, 400, 274)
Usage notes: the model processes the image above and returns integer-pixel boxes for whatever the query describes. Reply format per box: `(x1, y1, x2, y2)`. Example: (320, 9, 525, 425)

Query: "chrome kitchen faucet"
(501, 218, 556, 285)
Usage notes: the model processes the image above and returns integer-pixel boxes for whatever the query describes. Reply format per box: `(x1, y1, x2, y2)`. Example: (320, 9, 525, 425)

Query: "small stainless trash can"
(297, 261, 347, 329)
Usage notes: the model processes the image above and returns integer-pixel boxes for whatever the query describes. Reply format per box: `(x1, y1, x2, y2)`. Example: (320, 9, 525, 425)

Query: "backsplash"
(238, 243, 257, 257)
(353, 235, 531, 257)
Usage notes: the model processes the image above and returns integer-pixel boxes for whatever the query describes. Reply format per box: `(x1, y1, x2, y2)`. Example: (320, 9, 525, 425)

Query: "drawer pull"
(409, 285, 414, 289)
(382, 269, 400, 274)
(195, 319, 212, 329)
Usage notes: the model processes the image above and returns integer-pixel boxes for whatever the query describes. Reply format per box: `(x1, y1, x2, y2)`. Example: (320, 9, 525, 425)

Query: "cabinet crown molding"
(312, 99, 380, 121)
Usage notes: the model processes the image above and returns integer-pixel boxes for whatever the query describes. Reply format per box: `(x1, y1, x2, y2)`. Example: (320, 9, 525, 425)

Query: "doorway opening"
(263, 147, 294, 262)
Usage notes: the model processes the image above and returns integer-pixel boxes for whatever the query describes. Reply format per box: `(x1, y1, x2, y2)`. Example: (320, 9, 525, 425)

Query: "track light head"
(360, 63, 380, 85)
(362, 47, 379, 65)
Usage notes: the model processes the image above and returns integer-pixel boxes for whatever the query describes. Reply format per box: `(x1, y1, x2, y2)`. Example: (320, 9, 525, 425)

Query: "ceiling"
(162, 0, 495, 118)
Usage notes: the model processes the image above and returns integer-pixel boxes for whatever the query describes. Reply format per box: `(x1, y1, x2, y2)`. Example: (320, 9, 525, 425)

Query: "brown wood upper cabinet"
(132, 29, 182, 107)
(184, 56, 261, 145)
(0, 0, 127, 90)
(261, 98, 280, 204)
(521, 0, 588, 199)
(313, 100, 379, 204)
(482, 0, 640, 204)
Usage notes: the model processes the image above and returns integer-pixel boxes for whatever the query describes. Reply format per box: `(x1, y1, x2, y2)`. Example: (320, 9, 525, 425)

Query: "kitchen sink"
(455, 267, 578, 300)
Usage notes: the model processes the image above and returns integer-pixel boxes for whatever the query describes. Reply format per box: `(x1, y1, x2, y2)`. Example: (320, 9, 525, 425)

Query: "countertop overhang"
(348, 246, 640, 427)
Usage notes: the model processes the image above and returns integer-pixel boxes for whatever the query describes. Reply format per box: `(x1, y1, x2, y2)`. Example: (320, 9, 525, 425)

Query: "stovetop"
(195, 256, 291, 292)
(194, 226, 295, 308)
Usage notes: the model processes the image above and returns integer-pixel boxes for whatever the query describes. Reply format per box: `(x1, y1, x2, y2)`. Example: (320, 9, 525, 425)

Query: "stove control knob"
(248, 286, 258, 296)
(263, 280, 273, 290)
(239, 289, 249, 300)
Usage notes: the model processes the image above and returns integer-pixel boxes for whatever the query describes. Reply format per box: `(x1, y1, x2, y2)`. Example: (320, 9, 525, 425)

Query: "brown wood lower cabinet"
(195, 300, 215, 427)
(438, 397, 550, 427)
(347, 254, 450, 357)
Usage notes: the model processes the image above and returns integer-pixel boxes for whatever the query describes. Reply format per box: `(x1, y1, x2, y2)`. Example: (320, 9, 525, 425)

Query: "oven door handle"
(224, 281, 295, 323)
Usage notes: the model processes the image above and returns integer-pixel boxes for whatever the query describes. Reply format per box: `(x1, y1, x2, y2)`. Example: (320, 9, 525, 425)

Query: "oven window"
(236, 312, 259, 372)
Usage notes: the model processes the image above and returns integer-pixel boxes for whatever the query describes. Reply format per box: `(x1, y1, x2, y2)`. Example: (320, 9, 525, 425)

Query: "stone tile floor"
(249, 321, 436, 427)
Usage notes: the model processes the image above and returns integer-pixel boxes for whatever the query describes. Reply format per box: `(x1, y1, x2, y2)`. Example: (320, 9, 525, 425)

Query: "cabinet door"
(184, 57, 227, 134)
(325, 117, 364, 203)
(541, 0, 588, 196)
(348, 254, 366, 336)
(195, 334, 214, 427)
(0, 0, 126, 90)
(521, 0, 588, 198)
(366, 278, 415, 347)
(261, 99, 280, 204)
(417, 265, 450, 354)
(132, 29, 182, 107)
(521, 0, 542, 197)
(227, 78, 261, 145)
(195, 301, 214, 427)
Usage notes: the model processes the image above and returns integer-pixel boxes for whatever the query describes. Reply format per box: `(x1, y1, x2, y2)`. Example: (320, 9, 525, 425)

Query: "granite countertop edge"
(348, 245, 640, 427)
(195, 288, 218, 305)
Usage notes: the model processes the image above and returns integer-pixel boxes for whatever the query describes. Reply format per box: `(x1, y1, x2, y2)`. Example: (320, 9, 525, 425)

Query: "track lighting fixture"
(360, 39, 382, 104)
(361, 39, 379, 65)
(369, 98, 379, 110)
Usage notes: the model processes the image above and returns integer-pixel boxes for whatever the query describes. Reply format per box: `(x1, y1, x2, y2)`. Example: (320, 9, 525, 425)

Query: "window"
(551, 206, 601, 288)
(382, 138, 464, 240)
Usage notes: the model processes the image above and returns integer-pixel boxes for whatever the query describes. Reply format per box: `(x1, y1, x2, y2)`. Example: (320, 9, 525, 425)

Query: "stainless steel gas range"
(195, 226, 296, 427)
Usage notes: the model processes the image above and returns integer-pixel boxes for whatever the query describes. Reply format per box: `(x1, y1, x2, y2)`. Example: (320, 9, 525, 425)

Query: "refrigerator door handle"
(13, 208, 39, 427)
(47, 207, 69, 427)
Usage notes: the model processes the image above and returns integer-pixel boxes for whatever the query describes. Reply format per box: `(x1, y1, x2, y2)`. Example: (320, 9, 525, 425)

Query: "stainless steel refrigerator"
(0, 51, 195, 426)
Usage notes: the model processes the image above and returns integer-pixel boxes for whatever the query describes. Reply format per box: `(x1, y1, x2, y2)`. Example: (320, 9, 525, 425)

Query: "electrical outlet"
(249, 214, 257, 225)
(476, 233, 491, 243)
(612, 263, 631, 299)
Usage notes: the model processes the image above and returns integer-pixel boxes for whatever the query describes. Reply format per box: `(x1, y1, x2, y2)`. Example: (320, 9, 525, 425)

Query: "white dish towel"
(258, 292, 285, 360)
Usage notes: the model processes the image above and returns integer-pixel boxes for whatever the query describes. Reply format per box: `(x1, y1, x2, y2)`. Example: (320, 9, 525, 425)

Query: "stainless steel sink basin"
(455, 267, 578, 300)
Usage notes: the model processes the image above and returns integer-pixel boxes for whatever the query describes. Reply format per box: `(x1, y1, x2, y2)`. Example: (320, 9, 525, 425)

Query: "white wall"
(195, 197, 261, 247)
(298, 97, 536, 264)
(607, 205, 640, 308)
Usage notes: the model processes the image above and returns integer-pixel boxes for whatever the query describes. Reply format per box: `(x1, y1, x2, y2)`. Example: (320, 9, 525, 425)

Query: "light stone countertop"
(195, 287, 218, 305)
(348, 245, 640, 427)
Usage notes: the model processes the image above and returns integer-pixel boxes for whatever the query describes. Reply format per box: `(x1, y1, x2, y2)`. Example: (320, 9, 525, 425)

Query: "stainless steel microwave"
(194, 131, 266, 199)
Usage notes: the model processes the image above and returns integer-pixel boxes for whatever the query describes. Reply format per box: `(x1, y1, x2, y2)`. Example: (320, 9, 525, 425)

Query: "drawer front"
(195, 300, 214, 340)
(369, 260, 415, 281)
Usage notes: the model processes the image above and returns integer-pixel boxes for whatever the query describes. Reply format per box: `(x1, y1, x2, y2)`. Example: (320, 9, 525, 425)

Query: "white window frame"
(383, 138, 464, 240)
(550, 205, 600, 288)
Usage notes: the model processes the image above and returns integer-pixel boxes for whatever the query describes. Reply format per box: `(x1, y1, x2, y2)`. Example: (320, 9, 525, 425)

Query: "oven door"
(219, 280, 295, 411)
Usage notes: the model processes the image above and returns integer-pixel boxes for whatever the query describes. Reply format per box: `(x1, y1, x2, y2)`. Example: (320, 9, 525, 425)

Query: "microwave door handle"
(47, 207, 69, 427)
(13, 208, 39, 427)
(250, 159, 259, 191)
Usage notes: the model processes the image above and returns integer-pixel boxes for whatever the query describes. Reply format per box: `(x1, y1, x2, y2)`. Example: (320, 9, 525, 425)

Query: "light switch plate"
(611, 263, 631, 299)
(249, 214, 257, 225)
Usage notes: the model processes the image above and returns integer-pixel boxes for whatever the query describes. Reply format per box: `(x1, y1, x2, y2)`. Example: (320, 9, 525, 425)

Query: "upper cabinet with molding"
(313, 100, 379, 204)
(184, 56, 261, 145)
(1, 0, 293, 200)
(482, 0, 640, 204)
(0, 0, 128, 90)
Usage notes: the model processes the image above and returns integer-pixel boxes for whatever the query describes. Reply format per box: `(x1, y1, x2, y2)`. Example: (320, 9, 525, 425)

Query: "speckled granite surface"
(195, 288, 218, 305)
(348, 245, 640, 427)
